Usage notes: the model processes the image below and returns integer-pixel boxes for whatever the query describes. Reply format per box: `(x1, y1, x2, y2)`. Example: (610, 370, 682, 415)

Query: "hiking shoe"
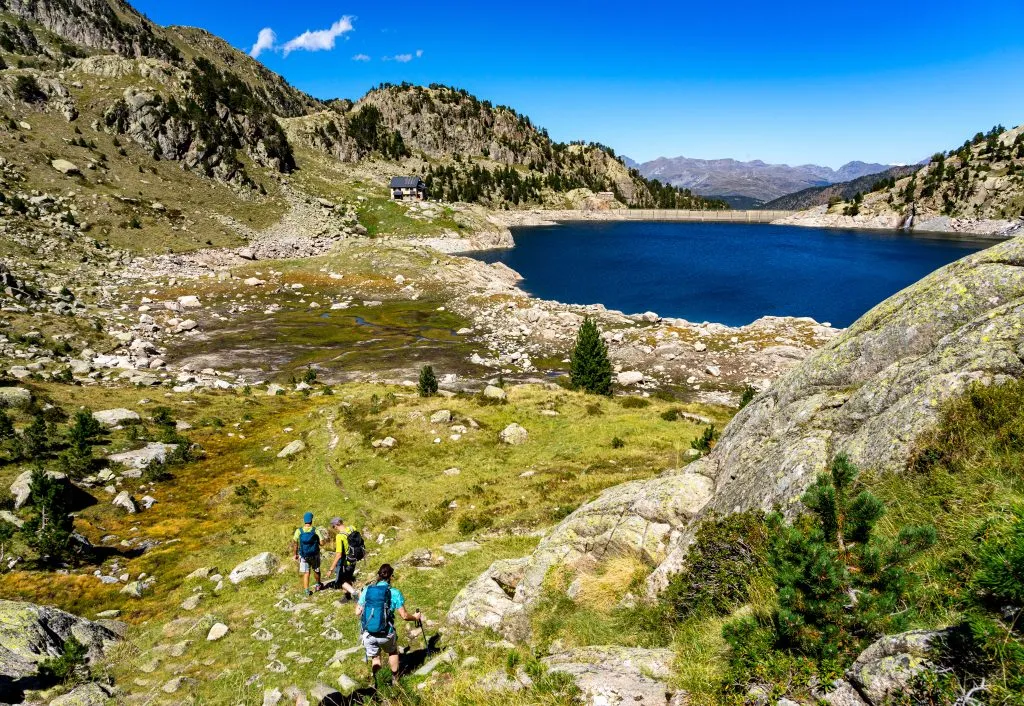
(304, 588, 313, 597)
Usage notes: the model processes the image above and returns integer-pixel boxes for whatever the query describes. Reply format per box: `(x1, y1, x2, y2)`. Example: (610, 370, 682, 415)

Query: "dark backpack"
(346, 530, 365, 562)
(297, 526, 320, 559)
(360, 583, 393, 637)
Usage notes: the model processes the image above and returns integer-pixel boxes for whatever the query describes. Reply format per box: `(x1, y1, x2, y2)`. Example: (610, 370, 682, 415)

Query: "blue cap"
(303, 512, 313, 523)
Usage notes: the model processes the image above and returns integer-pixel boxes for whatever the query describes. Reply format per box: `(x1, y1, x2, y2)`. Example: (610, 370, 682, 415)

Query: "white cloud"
(282, 16, 355, 56)
(393, 53, 413, 63)
(352, 53, 371, 62)
(415, 49, 423, 58)
(249, 27, 277, 58)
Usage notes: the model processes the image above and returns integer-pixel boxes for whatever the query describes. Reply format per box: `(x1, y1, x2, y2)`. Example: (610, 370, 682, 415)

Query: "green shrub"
(690, 425, 717, 454)
(37, 636, 88, 683)
(739, 385, 757, 409)
(618, 396, 649, 409)
(21, 467, 75, 565)
(233, 479, 269, 516)
(456, 513, 493, 536)
(611, 436, 625, 449)
(13, 75, 45, 103)
(663, 512, 770, 622)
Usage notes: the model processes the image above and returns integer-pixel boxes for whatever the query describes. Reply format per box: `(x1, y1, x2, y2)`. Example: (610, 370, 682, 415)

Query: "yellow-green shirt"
(335, 530, 348, 556)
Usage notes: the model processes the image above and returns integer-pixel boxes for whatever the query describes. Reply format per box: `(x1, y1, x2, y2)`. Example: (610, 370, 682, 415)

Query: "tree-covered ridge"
(831, 124, 1024, 222)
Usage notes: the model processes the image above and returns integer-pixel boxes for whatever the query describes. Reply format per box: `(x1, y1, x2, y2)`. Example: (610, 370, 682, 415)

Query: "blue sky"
(132, 0, 1024, 168)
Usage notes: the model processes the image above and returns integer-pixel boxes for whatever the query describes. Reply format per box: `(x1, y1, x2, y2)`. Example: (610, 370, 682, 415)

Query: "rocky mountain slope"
(633, 155, 894, 201)
(762, 164, 920, 210)
(778, 124, 1024, 235)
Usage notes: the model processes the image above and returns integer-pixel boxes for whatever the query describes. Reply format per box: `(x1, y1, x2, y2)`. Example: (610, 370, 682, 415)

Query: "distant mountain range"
(625, 155, 898, 202)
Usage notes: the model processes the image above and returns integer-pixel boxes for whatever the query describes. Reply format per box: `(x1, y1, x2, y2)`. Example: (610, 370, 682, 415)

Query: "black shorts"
(335, 563, 355, 585)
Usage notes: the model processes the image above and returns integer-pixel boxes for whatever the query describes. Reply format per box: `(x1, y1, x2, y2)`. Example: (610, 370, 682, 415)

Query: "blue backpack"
(361, 584, 393, 637)
(297, 526, 320, 559)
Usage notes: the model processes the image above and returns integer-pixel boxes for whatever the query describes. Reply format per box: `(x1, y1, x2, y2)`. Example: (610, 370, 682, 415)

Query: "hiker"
(291, 511, 324, 596)
(326, 517, 364, 599)
(357, 563, 423, 687)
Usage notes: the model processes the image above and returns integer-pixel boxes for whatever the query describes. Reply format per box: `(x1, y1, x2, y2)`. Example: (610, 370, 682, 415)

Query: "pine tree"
(418, 365, 438, 397)
(569, 318, 613, 395)
(771, 454, 936, 665)
(21, 467, 75, 565)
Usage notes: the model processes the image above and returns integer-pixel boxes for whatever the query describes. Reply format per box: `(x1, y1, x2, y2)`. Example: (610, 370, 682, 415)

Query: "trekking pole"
(416, 608, 430, 655)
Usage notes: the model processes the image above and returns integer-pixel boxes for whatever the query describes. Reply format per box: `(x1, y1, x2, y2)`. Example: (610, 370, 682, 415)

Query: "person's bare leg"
(342, 581, 355, 597)
(389, 652, 400, 684)
(313, 569, 321, 589)
(302, 570, 309, 591)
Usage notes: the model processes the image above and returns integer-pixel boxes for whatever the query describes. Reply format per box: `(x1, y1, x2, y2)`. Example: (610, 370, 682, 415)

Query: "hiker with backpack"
(357, 563, 423, 687)
(326, 517, 364, 599)
(291, 511, 324, 596)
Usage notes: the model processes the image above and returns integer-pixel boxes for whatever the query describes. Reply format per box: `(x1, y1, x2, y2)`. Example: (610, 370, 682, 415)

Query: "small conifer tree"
(418, 365, 438, 397)
(770, 454, 936, 665)
(569, 318, 613, 395)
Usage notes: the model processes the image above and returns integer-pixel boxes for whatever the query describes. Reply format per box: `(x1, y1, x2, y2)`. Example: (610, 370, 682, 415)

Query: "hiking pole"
(416, 608, 430, 655)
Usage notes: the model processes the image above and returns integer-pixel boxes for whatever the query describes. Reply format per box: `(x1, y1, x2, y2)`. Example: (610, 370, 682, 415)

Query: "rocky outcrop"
(453, 235, 1024, 627)
(541, 647, 682, 706)
(0, 600, 121, 699)
(447, 557, 530, 642)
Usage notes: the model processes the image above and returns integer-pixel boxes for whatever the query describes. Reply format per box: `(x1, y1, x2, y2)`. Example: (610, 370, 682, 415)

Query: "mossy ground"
(0, 377, 727, 704)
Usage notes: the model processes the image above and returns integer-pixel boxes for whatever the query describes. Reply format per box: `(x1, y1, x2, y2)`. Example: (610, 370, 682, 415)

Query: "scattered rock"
(616, 371, 644, 386)
(430, 409, 452, 424)
(277, 440, 306, 458)
(482, 385, 507, 400)
(112, 490, 137, 514)
(207, 622, 229, 641)
(49, 682, 111, 706)
(499, 423, 528, 445)
(542, 646, 678, 706)
(51, 159, 81, 176)
(92, 408, 141, 427)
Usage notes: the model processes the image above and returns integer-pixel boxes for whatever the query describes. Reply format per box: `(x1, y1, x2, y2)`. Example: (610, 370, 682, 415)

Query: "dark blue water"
(472, 222, 994, 327)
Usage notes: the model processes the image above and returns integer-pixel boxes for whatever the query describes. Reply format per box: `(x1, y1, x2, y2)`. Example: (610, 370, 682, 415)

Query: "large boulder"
(498, 423, 528, 445)
(229, 552, 280, 585)
(0, 600, 120, 699)
(106, 442, 177, 471)
(541, 646, 680, 705)
(447, 557, 530, 642)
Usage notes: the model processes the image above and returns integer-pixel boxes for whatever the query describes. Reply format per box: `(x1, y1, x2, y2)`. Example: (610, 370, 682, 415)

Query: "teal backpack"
(297, 526, 320, 559)
(361, 584, 393, 637)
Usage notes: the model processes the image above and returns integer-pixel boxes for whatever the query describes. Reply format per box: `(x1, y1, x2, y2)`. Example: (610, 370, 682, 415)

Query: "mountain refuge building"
(390, 176, 427, 201)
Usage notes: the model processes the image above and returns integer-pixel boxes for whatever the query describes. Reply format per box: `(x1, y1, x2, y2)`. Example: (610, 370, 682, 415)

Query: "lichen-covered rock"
(514, 471, 714, 608)
(447, 557, 530, 642)
(541, 646, 680, 705)
(0, 600, 120, 696)
(106, 442, 177, 471)
(845, 629, 950, 705)
(92, 408, 140, 427)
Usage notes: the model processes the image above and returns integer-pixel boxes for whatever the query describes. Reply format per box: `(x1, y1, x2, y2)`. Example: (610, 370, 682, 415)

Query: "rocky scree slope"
(450, 232, 1024, 638)
(779, 124, 1024, 235)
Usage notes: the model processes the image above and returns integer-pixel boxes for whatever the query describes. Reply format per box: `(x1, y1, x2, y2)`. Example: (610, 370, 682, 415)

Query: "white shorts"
(362, 630, 398, 658)
(298, 554, 320, 574)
